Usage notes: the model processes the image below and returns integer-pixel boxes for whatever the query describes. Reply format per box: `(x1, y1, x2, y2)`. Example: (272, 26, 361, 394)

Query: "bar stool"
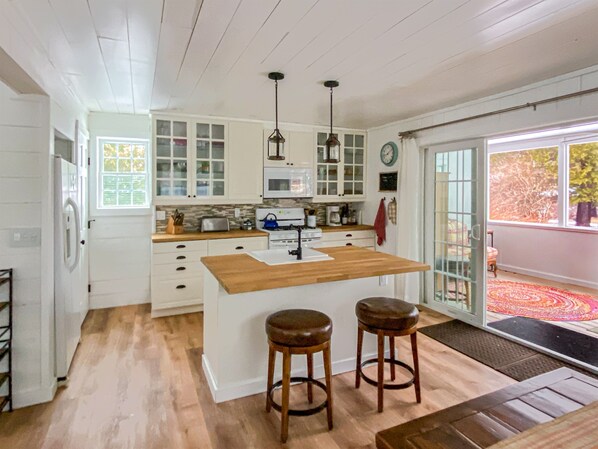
(354, 297, 421, 412)
(265, 309, 333, 443)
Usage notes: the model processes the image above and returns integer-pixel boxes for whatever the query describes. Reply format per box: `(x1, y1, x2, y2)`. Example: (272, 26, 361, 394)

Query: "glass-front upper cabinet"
(195, 122, 226, 197)
(153, 116, 227, 203)
(314, 131, 366, 201)
(155, 119, 189, 198)
(343, 133, 365, 197)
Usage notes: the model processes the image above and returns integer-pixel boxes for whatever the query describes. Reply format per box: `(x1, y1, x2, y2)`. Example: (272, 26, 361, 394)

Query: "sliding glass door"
(424, 139, 486, 326)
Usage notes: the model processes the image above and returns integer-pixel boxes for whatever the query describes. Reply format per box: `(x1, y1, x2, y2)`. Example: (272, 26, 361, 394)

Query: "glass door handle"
(471, 224, 481, 241)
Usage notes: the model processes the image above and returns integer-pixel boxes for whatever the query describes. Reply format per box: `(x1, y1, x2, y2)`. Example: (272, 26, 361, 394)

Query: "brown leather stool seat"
(355, 297, 421, 413)
(265, 309, 333, 443)
(355, 297, 419, 330)
(266, 309, 332, 347)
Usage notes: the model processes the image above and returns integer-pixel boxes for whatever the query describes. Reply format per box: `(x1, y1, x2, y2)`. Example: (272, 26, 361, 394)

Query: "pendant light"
(267, 72, 286, 160)
(324, 80, 340, 163)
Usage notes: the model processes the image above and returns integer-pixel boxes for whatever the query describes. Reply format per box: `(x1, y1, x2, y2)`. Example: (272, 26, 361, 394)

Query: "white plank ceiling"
(7, 0, 598, 128)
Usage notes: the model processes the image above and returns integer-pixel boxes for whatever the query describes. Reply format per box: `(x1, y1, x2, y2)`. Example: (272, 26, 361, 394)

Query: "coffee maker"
(326, 206, 342, 226)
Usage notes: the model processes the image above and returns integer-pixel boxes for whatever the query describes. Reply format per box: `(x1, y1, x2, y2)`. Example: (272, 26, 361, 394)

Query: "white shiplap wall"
(88, 113, 152, 309)
(365, 64, 598, 287)
(0, 80, 53, 407)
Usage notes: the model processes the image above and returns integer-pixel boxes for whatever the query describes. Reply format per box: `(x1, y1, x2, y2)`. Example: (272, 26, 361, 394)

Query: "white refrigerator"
(54, 156, 85, 380)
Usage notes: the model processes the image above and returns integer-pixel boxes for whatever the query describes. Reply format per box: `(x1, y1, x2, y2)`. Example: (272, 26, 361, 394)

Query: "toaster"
(199, 217, 230, 232)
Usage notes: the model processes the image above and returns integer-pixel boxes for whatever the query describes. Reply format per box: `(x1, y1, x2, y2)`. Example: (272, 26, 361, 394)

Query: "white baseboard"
(202, 349, 391, 404)
(13, 379, 57, 409)
(90, 292, 150, 310)
(497, 264, 598, 290)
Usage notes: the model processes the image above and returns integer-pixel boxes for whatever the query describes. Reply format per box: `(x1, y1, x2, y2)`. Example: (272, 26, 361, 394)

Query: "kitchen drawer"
(151, 276, 202, 305)
(207, 237, 268, 256)
(321, 230, 375, 242)
(153, 250, 205, 265)
(152, 261, 204, 277)
(315, 237, 375, 248)
(153, 240, 208, 254)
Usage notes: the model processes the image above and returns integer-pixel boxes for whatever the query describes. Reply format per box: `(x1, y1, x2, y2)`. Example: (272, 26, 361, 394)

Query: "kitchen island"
(201, 246, 429, 403)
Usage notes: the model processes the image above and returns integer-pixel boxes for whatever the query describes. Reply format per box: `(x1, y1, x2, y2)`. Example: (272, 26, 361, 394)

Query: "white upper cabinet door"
(228, 121, 264, 202)
(289, 131, 313, 168)
(154, 118, 192, 201)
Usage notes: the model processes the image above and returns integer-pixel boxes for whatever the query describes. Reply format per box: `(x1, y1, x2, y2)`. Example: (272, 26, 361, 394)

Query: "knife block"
(166, 217, 184, 234)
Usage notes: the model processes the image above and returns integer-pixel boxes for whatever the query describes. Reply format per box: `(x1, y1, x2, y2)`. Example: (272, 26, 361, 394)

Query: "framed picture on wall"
(379, 171, 398, 191)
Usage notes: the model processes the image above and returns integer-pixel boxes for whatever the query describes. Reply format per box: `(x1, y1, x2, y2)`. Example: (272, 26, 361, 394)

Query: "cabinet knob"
(346, 234, 353, 237)
(176, 284, 186, 289)
(176, 266, 186, 271)
(176, 244, 186, 249)
(235, 246, 244, 250)
(176, 255, 186, 260)
(187, 195, 191, 198)
(193, 195, 197, 198)
(346, 243, 353, 246)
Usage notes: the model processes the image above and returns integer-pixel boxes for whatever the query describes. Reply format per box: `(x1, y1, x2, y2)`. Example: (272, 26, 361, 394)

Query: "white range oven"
(256, 208, 322, 249)
(263, 167, 313, 199)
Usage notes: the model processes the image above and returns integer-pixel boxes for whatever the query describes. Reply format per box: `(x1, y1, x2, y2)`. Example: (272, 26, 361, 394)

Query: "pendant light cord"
(329, 87, 333, 134)
(275, 80, 279, 131)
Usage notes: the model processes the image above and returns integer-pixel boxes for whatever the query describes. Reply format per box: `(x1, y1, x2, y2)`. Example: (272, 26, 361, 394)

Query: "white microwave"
(263, 167, 313, 198)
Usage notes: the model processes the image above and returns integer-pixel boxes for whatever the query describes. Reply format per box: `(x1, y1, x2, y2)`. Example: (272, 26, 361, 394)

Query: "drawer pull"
(345, 234, 353, 237)
(176, 284, 186, 289)
(176, 266, 186, 271)
(235, 246, 244, 250)
(176, 255, 186, 260)
(176, 244, 186, 249)
(346, 243, 353, 246)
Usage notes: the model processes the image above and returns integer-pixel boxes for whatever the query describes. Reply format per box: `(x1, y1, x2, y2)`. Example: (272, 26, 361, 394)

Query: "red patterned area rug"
(487, 279, 598, 321)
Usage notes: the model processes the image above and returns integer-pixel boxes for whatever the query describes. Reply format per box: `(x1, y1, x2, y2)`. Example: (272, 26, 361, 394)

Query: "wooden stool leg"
(281, 348, 291, 443)
(377, 331, 385, 413)
(323, 345, 333, 430)
(266, 344, 276, 412)
(410, 332, 421, 404)
(355, 326, 364, 389)
(389, 336, 396, 381)
(307, 352, 314, 404)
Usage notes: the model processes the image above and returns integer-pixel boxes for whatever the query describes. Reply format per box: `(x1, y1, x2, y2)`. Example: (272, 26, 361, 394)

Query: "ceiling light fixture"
(324, 80, 340, 163)
(267, 72, 286, 161)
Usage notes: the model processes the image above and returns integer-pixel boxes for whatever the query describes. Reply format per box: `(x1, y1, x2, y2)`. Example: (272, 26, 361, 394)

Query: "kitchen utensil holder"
(166, 217, 185, 234)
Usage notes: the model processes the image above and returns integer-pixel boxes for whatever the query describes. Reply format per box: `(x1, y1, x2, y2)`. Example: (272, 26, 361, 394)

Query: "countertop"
(201, 246, 429, 294)
(152, 229, 267, 243)
(152, 224, 374, 243)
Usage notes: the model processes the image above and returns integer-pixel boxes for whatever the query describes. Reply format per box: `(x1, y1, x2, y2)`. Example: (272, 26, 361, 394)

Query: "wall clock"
(380, 141, 398, 166)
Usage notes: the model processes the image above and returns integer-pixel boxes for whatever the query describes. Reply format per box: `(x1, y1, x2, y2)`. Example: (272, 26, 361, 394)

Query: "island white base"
(202, 269, 396, 403)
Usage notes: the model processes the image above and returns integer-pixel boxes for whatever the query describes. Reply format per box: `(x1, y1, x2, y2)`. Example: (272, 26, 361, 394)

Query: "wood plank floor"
(487, 270, 598, 338)
(0, 305, 514, 449)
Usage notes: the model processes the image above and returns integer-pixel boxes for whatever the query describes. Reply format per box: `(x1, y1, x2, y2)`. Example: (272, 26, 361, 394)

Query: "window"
(488, 128, 598, 230)
(99, 138, 149, 208)
(489, 147, 558, 224)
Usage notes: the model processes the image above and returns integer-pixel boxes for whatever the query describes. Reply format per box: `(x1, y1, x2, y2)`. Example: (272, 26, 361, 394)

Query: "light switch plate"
(234, 208, 241, 218)
(156, 210, 166, 220)
(9, 228, 41, 248)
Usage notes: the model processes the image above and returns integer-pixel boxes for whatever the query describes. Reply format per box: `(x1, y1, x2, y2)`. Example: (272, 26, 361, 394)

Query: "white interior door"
(424, 139, 486, 326)
(76, 129, 89, 325)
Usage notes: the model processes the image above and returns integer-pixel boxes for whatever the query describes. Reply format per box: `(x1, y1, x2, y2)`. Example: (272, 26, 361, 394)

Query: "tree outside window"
(568, 142, 598, 228)
(99, 139, 149, 208)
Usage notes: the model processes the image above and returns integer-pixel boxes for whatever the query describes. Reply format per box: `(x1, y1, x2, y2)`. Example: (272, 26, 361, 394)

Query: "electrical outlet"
(156, 210, 166, 220)
(234, 208, 241, 218)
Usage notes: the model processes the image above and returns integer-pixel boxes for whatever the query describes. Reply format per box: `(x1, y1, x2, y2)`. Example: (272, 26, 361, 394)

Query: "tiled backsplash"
(155, 199, 362, 232)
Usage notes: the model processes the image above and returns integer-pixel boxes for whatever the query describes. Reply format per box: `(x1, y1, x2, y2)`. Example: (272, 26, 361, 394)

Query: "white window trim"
(95, 136, 151, 216)
(488, 130, 598, 232)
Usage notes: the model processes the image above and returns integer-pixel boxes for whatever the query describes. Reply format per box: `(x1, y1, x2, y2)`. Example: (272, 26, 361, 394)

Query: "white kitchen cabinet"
(228, 122, 263, 202)
(151, 236, 267, 317)
(314, 131, 367, 202)
(151, 240, 208, 317)
(315, 230, 376, 250)
(263, 129, 314, 168)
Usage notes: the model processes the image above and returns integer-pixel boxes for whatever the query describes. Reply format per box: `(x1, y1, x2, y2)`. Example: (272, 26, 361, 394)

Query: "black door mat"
(418, 320, 597, 381)
(488, 316, 598, 367)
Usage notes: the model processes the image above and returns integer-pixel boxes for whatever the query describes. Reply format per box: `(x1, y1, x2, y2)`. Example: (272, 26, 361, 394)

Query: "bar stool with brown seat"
(354, 297, 421, 412)
(265, 309, 333, 443)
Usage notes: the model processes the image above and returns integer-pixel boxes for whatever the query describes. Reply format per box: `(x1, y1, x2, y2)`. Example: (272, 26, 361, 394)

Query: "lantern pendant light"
(324, 80, 340, 164)
(267, 72, 286, 160)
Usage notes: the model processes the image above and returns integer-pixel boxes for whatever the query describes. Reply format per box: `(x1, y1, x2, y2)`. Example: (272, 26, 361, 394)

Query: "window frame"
(97, 137, 151, 211)
(487, 132, 598, 232)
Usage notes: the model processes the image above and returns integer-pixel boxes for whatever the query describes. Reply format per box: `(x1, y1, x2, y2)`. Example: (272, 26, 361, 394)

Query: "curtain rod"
(398, 86, 598, 138)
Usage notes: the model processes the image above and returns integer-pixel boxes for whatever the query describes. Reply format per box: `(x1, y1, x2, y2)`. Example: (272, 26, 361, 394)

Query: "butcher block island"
(200, 246, 429, 403)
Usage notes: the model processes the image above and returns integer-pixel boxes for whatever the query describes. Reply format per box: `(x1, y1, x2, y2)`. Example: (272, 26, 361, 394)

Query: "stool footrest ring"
(359, 358, 415, 390)
(268, 377, 329, 416)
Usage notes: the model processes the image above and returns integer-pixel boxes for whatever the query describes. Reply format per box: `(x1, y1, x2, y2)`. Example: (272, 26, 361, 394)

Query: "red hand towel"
(374, 198, 386, 245)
